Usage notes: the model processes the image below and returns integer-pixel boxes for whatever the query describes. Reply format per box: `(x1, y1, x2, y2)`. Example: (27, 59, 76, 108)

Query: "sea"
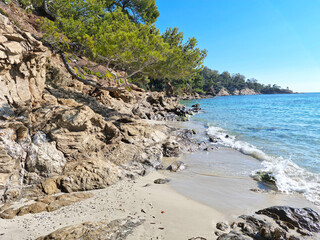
(182, 93, 320, 206)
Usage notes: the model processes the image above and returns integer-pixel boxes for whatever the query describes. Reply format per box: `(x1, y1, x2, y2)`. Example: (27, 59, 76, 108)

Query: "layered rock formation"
(0, 10, 201, 206)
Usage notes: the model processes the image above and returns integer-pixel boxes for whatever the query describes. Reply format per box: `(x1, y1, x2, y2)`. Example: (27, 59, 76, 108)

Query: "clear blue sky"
(155, 0, 320, 92)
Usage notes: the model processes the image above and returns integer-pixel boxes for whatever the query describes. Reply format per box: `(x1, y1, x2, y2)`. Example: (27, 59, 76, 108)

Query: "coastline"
(0, 9, 319, 239)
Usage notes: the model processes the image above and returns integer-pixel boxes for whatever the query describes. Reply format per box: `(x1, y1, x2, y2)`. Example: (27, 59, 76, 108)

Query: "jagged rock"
(37, 217, 144, 240)
(140, 146, 163, 169)
(216, 207, 320, 240)
(256, 206, 320, 233)
(162, 139, 182, 157)
(58, 159, 124, 192)
(26, 132, 66, 179)
(167, 161, 185, 172)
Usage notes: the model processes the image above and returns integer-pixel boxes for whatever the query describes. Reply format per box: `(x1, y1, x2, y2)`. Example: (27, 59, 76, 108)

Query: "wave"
(207, 126, 320, 206)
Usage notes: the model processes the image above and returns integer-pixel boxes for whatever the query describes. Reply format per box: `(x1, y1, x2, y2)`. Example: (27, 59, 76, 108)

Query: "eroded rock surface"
(37, 217, 144, 240)
(0, 192, 92, 219)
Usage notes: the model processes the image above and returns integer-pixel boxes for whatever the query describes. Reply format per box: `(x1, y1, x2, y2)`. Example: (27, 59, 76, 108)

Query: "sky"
(155, 0, 320, 92)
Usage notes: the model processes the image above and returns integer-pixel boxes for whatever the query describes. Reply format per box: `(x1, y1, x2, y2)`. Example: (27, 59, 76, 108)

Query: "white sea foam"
(207, 126, 320, 206)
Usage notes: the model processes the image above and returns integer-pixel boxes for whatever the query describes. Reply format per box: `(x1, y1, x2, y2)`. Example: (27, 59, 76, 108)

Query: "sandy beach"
(1, 145, 319, 239)
(0, 170, 222, 240)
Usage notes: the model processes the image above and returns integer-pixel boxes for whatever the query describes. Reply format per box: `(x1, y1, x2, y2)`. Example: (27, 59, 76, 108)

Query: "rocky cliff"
(0, 9, 198, 207)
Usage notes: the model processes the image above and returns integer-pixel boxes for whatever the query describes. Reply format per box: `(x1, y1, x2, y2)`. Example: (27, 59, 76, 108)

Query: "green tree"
(107, 0, 160, 23)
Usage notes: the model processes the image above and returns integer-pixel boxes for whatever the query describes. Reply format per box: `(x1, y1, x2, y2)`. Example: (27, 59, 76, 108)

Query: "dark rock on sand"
(154, 178, 170, 184)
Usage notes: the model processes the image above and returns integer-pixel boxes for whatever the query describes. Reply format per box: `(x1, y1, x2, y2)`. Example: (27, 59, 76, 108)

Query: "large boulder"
(58, 159, 124, 193)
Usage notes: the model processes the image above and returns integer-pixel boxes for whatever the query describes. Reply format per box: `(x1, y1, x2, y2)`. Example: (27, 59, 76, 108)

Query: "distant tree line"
(145, 66, 293, 96)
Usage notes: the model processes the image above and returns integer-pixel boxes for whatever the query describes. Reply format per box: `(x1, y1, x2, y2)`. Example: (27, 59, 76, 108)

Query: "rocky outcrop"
(240, 88, 258, 95)
(256, 206, 320, 234)
(215, 206, 320, 240)
(0, 192, 92, 219)
(37, 217, 144, 240)
(0, 10, 202, 204)
(216, 87, 230, 96)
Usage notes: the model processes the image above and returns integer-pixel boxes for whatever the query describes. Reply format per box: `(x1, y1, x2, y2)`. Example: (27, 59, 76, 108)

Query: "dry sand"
(0, 171, 222, 240)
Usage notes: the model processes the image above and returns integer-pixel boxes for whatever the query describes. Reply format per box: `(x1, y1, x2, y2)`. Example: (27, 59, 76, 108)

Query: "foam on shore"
(207, 125, 320, 206)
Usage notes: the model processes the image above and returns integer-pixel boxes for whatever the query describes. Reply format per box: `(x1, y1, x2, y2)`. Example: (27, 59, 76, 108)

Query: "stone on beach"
(167, 160, 186, 172)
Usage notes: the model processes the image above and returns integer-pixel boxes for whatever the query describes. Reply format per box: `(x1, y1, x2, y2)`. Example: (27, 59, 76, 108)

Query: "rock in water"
(256, 206, 320, 233)
(167, 161, 186, 172)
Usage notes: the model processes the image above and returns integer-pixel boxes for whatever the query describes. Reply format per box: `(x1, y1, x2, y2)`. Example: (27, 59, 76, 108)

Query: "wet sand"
(163, 148, 318, 221)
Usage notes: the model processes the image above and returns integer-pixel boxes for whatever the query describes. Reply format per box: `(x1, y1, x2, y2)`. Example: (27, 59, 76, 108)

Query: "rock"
(140, 146, 163, 169)
(0, 208, 18, 219)
(26, 132, 66, 179)
(216, 222, 229, 231)
(239, 88, 258, 95)
(0, 192, 92, 219)
(256, 206, 320, 233)
(209, 136, 217, 143)
(104, 121, 121, 143)
(253, 171, 277, 188)
(216, 88, 230, 96)
(2, 41, 25, 55)
(162, 139, 182, 157)
(167, 161, 185, 172)
(41, 178, 59, 195)
(37, 217, 144, 240)
(154, 178, 170, 184)
(58, 159, 123, 192)
(191, 103, 201, 110)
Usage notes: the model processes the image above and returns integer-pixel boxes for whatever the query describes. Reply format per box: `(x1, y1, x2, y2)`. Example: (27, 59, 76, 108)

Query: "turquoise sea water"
(183, 93, 320, 205)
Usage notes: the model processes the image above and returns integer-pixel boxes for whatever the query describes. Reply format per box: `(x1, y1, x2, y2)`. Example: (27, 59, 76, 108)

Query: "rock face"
(0, 11, 196, 203)
(216, 87, 230, 96)
(239, 88, 258, 95)
(37, 217, 144, 240)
